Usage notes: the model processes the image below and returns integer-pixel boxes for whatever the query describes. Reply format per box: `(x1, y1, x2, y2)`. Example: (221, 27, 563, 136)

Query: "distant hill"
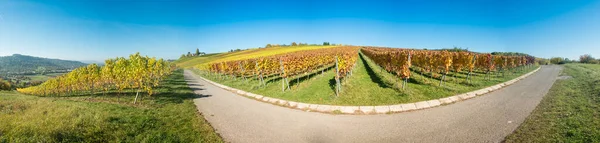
(0, 54, 88, 74)
(80, 60, 105, 66)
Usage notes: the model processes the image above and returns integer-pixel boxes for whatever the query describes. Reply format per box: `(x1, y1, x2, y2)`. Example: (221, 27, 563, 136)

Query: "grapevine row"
(361, 47, 535, 87)
(201, 46, 359, 92)
(17, 53, 173, 103)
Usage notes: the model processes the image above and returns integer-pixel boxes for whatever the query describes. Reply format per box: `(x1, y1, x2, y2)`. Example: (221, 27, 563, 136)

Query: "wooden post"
(335, 56, 341, 96)
(239, 62, 245, 81)
(321, 67, 324, 75)
(439, 74, 446, 86)
(488, 55, 493, 80)
(403, 52, 411, 89)
(280, 59, 285, 92)
(467, 55, 476, 83)
(261, 72, 265, 86)
(504, 58, 507, 77)
(220, 63, 224, 80)
(286, 77, 290, 90)
(255, 61, 261, 86)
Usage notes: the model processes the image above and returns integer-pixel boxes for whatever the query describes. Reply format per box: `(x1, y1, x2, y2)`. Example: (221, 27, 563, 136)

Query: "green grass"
(505, 64, 600, 142)
(24, 73, 65, 82)
(0, 70, 222, 142)
(193, 53, 538, 106)
(175, 45, 337, 68)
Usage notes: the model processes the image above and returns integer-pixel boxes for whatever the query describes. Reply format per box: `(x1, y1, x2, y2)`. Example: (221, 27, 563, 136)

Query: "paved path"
(185, 65, 562, 143)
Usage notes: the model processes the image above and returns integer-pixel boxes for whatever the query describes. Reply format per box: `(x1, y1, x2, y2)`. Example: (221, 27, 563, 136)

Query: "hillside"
(175, 45, 337, 68)
(0, 54, 87, 74)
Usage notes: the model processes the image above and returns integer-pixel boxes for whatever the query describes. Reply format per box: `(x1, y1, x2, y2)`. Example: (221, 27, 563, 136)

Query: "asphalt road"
(184, 65, 561, 143)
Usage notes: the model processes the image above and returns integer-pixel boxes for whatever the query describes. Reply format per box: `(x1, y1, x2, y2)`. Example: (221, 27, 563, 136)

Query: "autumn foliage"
(361, 47, 535, 84)
(206, 46, 359, 80)
(17, 53, 173, 97)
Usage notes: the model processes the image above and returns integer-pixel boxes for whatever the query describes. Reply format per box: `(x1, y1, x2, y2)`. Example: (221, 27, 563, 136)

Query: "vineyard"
(362, 47, 535, 89)
(189, 46, 538, 105)
(17, 53, 173, 104)
(199, 46, 359, 95)
(175, 45, 337, 68)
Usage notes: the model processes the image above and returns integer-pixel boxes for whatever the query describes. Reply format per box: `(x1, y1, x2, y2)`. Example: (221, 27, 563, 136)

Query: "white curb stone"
(330, 106, 342, 111)
(262, 97, 272, 102)
(287, 101, 298, 107)
(467, 91, 477, 96)
(359, 106, 375, 114)
(389, 105, 403, 112)
(236, 90, 245, 95)
(316, 105, 332, 112)
(459, 93, 475, 99)
(439, 98, 453, 104)
(427, 100, 441, 107)
(415, 101, 430, 109)
(468, 91, 478, 97)
(268, 98, 279, 104)
(341, 106, 359, 114)
(278, 100, 288, 106)
(493, 85, 501, 89)
(401, 104, 417, 111)
(374, 106, 390, 114)
(448, 96, 460, 102)
(254, 95, 263, 100)
(475, 90, 487, 96)
(308, 104, 319, 110)
(458, 94, 469, 99)
(296, 103, 309, 109)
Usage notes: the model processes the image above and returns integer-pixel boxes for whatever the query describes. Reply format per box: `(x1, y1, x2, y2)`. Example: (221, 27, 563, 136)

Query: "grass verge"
(0, 70, 222, 142)
(504, 64, 600, 142)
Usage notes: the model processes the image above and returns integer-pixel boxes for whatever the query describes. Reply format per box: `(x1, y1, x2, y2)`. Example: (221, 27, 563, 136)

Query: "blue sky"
(1, 0, 599, 61)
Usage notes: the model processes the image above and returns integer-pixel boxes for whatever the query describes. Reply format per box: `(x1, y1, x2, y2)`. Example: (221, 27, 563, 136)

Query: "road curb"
(191, 67, 541, 115)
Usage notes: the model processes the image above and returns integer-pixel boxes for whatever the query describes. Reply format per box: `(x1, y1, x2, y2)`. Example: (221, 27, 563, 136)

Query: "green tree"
(291, 42, 298, 46)
(195, 48, 200, 56)
(550, 57, 565, 64)
(580, 54, 595, 63)
(0, 79, 11, 90)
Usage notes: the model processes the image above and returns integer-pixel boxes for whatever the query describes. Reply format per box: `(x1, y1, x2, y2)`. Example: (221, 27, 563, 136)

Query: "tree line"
(548, 54, 600, 65)
(181, 48, 206, 59)
(264, 42, 338, 48)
